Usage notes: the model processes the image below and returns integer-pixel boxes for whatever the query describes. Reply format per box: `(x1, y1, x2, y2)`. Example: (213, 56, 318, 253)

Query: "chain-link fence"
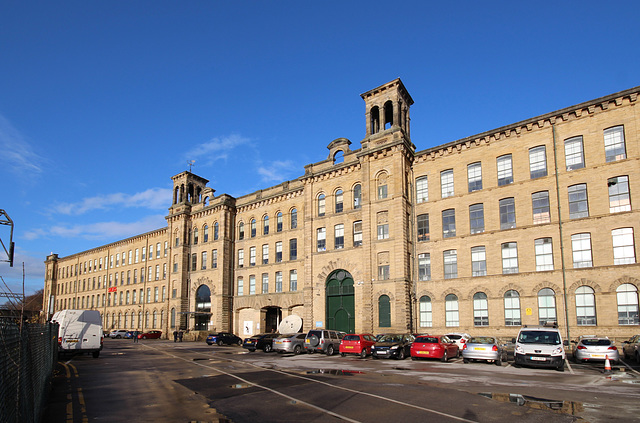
(0, 321, 58, 423)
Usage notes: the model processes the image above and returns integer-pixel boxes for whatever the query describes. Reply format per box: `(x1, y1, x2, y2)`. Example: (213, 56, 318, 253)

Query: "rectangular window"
(608, 176, 631, 213)
(275, 242, 283, 262)
(418, 253, 431, 281)
(416, 176, 428, 203)
(275, 271, 283, 293)
(238, 249, 244, 267)
(612, 228, 636, 265)
(249, 246, 256, 266)
(291, 209, 297, 228)
(571, 233, 592, 268)
(262, 244, 269, 264)
(604, 126, 626, 162)
(443, 250, 457, 279)
(469, 203, 484, 234)
(237, 277, 243, 296)
(201, 251, 207, 270)
(212, 250, 217, 269)
(529, 146, 547, 179)
(249, 275, 256, 295)
(378, 183, 387, 200)
(440, 169, 454, 198)
(289, 269, 297, 291)
(565, 136, 584, 170)
(353, 185, 362, 209)
(378, 265, 390, 280)
(568, 184, 589, 219)
(501, 242, 518, 274)
(499, 197, 516, 230)
(417, 214, 429, 241)
(335, 190, 343, 213)
(289, 239, 297, 260)
(497, 154, 513, 186)
(353, 221, 363, 246)
(532, 191, 551, 224)
(262, 273, 268, 294)
(535, 238, 554, 271)
(333, 223, 344, 250)
(377, 224, 389, 240)
(442, 209, 456, 238)
(467, 162, 482, 192)
(190, 254, 197, 271)
(317, 228, 326, 251)
(471, 246, 487, 277)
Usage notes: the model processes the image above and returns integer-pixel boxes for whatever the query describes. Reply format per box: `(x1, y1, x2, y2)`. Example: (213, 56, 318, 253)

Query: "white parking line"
(145, 344, 479, 423)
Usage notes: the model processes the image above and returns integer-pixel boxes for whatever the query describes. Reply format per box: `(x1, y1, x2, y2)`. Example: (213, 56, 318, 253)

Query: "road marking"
(619, 359, 640, 376)
(146, 344, 479, 423)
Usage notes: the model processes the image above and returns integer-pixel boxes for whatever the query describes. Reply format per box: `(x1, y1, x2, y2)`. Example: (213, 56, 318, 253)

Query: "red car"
(340, 333, 377, 358)
(410, 335, 459, 362)
(138, 330, 162, 339)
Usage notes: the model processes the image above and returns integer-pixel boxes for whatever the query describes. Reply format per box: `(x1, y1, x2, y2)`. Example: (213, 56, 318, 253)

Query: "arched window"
(203, 225, 209, 243)
(473, 292, 488, 326)
(170, 307, 176, 328)
(538, 288, 557, 325)
(195, 285, 212, 330)
(445, 294, 459, 327)
(419, 296, 432, 327)
(153, 310, 158, 329)
(318, 194, 326, 216)
(193, 228, 198, 245)
(377, 173, 388, 200)
(335, 189, 343, 213)
(333, 150, 344, 164)
(276, 212, 283, 232)
(576, 286, 596, 326)
(617, 283, 639, 325)
(263, 215, 269, 235)
(504, 290, 521, 326)
(353, 184, 362, 209)
(384, 100, 393, 130)
(290, 208, 298, 229)
(214, 222, 219, 240)
(416, 176, 428, 203)
(370, 106, 380, 134)
(250, 219, 257, 238)
(145, 311, 149, 328)
(160, 310, 165, 328)
(238, 222, 245, 240)
(378, 295, 391, 327)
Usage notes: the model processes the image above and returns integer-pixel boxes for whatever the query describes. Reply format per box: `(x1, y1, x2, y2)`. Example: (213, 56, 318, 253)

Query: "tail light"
(58, 337, 62, 346)
(283, 340, 291, 343)
(608, 346, 618, 350)
(577, 345, 586, 350)
(462, 344, 467, 350)
(460, 339, 466, 344)
(492, 345, 498, 352)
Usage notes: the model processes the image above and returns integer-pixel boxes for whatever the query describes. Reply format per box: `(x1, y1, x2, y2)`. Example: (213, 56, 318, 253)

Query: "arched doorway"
(194, 285, 211, 330)
(264, 307, 282, 333)
(326, 269, 355, 333)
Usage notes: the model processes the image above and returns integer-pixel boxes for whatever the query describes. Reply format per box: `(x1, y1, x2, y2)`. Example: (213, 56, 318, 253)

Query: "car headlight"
(552, 347, 564, 355)
(371, 345, 376, 350)
(390, 345, 399, 350)
(515, 345, 524, 354)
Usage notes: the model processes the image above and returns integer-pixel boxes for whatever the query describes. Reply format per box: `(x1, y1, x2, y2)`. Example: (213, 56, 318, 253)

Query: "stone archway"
(326, 269, 355, 333)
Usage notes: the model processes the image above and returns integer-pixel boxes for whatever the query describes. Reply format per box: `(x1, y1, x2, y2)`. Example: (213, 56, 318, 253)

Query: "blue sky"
(1, 1, 638, 297)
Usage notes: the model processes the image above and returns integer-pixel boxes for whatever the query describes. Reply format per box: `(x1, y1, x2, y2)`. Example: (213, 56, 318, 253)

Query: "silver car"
(273, 333, 306, 354)
(622, 334, 640, 361)
(573, 336, 619, 363)
(462, 336, 505, 366)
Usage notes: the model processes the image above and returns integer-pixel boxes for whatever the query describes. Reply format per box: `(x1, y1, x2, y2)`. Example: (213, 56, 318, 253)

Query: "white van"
(51, 309, 103, 358)
(513, 324, 565, 371)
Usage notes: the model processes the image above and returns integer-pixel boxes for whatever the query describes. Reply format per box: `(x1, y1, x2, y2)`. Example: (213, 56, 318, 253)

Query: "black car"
(206, 332, 243, 346)
(371, 333, 415, 359)
(242, 333, 279, 352)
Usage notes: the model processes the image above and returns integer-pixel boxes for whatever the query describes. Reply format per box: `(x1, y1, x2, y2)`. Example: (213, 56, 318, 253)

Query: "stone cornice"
(236, 188, 304, 214)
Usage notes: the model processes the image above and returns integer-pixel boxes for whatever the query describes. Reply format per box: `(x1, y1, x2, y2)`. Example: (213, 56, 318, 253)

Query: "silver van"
(513, 324, 565, 371)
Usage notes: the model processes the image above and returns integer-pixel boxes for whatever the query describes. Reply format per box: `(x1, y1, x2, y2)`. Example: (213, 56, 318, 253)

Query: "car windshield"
(377, 334, 404, 343)
(518, 331, 561, 345)
(582, 339, 611, 346)
(469, 337, 496, 344)
(415, 336, 439, 343)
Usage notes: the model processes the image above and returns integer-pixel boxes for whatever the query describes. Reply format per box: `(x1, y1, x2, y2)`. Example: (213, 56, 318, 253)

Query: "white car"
(445, 332, 471, 351)
(109, 329, 129, 339)
(514, 324, 566, 371)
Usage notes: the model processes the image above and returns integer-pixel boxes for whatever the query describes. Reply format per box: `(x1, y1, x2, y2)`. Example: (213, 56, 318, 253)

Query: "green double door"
(326, 270, 355, 333)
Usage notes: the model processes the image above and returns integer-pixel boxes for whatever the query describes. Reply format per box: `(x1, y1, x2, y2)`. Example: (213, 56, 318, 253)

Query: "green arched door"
(326, 270, 355, 333)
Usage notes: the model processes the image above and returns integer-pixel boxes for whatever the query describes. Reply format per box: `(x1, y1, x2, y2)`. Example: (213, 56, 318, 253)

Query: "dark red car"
(340, 333, 377, 358)
(410, 335, 459, 362)
(138, 330, 162, 339)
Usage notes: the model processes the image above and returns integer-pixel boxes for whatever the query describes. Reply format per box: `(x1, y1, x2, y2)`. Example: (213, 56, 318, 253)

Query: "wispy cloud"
(0, 113, 45, 176)
(257, 160, 295, 183)
(23, 214, 167, 242)
(183, 134, 251, 166)
(51, 187, 172, 215)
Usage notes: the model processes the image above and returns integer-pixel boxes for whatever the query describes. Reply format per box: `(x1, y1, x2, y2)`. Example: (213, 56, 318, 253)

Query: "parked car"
(339, 334, 377, 358)
(573, 336, 619, 363)
(304, 330, 344, 355)
(273, 333, 307, 354)
(124, 331, 134, 339)
(462, 336, 505, 365)
(445, 332, 471, 351)
(206, 332, 243, 346)
(514, 324, 566, 371)
(109, 329, 129, 339)
(410, 335, 459, 362)
(622, 334, 640, 361)
(138, 330, 162, 339)
(371, 333, 415, 360)
(243, 333, 279, 352)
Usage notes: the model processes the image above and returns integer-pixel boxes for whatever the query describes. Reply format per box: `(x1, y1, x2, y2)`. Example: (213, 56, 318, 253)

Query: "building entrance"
(264, 307, 282, 333)
(326, 270, 355, 333)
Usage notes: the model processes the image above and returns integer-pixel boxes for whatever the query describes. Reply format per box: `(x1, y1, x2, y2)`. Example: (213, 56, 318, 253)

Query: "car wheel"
(92, 351, 100, 358)
(207, 342, 213, 346)
(326, 345, 334, 356)
(495, 356, 502, 366)
(237, 339, 243, 346)
(293, 345, 302, 355)
(142, 336, 147, 340)
(636, 352, 640, 363)
(264, 344, 272, 353)
(116, 335, 122, 339)
(248, 349, 255, 352)
(217, 340, 224, 346)
(360, 349, 367, 359)
(373, 355, 378, 359)
(557, 360, 565, 372)
(463, 358, 469, 364)
(411, 356, 417, 361)
(441, 350, 448, 362)
(396, 349, 405, 360)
